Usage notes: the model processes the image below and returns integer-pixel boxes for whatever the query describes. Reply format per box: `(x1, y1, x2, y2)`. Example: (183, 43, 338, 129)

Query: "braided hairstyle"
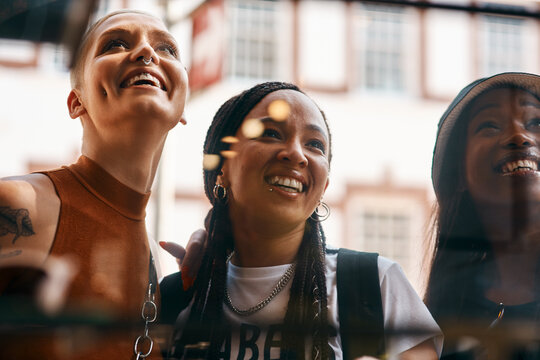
(177, 82, 333, 359)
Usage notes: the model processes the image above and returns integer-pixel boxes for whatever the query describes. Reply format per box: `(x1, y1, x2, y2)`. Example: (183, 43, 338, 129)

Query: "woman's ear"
(217, 170, 228, 188)
(324, 178, 330, 193)
(318, 178, 330, 199)
(67, 89, 86, 119)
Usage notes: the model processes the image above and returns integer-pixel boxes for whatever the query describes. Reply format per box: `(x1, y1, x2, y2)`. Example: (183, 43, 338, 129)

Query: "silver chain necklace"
(133, 254, 158, 359)
(224, 252, 296, 316)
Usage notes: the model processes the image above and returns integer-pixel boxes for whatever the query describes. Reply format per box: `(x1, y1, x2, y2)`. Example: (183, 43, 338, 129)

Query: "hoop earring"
(213, 184, 228, 204)
(310, 201, 330, 222)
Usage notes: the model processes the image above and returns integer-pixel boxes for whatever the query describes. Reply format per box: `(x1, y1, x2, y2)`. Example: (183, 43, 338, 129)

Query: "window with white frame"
(478, 15, 524, 77)
(355, 209, 411, 265)
(353, 3, 407, 92)
(226, 0, 279, 80)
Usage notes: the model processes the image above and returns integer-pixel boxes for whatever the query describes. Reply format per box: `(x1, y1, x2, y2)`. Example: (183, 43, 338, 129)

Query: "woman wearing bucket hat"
(425, 72, 540, 358)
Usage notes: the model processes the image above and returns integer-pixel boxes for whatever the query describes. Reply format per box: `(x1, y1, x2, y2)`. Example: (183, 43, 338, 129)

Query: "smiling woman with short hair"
(0, 10, 188, 359)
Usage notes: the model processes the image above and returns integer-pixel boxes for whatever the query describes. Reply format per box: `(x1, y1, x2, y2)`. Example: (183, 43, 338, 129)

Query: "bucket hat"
(431, 72, 540, 198)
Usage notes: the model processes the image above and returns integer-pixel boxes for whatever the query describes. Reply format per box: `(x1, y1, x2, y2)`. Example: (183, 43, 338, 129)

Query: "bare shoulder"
(398, 339, 439, 360)
(0, 173, 60, 264)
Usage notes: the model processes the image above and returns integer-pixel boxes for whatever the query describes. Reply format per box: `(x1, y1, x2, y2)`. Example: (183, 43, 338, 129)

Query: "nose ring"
(142, 57, 152, 65)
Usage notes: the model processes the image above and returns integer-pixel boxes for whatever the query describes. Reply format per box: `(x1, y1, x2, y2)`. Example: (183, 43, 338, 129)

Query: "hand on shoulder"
(160, 228, 207, 290)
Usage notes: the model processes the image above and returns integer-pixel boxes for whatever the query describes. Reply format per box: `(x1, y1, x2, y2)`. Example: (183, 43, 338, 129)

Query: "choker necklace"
(224, 252, 296, 316)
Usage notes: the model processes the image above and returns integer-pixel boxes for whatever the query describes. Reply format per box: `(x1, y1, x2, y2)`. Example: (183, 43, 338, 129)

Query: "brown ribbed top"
(24, 155, 162, 359)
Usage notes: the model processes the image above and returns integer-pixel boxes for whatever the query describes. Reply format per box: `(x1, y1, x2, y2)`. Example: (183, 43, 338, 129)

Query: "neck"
(229, 214, 306, 267)
(81, 136, 166, 194)
(484, 251, 539, 305)
(475, 200, 540, 304)
(476, 200, 540, 252)
(80, 111, 174, 193)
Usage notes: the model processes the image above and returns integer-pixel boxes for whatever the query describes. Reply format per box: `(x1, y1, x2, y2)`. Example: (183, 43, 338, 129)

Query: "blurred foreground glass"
(0, 0, 98, 67)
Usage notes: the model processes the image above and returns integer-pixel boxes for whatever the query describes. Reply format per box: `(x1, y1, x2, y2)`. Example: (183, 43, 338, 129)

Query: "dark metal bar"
(354, 0, 540, 19)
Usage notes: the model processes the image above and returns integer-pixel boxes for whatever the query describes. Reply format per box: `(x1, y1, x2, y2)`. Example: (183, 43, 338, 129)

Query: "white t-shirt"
(175, 252, 443, 359)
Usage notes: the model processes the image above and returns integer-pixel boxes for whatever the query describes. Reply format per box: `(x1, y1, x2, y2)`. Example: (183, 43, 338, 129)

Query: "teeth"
(502, 159, 538, 173)
(124, 73, 162, 88)
(269, 176, 303, 193)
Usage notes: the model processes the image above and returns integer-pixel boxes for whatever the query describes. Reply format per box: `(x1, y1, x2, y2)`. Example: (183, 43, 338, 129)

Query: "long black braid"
(281, 218, 329, 359)
(176, 82, 333, 359)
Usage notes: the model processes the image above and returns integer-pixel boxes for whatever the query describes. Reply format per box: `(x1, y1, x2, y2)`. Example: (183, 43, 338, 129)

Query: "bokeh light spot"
(268, 99, 290, 121)
(241, 118, 264, 138)
(203, 154, 221, 170)
(221, 136, 239, 144)
(221, 150, 237, 159)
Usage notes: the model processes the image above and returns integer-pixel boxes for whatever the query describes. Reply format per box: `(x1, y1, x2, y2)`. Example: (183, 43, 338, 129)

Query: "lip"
(493, 151, 540, 175)
(120, 68, 167, 91)
(265, 171, 308, 194)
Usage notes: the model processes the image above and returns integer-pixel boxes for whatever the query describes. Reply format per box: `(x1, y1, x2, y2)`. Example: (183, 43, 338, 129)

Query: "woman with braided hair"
(162, 81, 441, 360)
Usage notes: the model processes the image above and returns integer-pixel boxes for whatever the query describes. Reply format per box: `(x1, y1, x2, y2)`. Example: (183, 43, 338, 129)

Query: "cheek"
(315, 159, 330, 180)
(84, 63, 111, 95)
(241, 153, 264, 175)
(312, 162, 329, 193)
(180, 66, 189, 88)
(464, 144, 491, 185)
(464, 150, 478, 184)
(90, 57, 111, 75)
(168, 63, 188, 90)
(226, 154, 256, 185)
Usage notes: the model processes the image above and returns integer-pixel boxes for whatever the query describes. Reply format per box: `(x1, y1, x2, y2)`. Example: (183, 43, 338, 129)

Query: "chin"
(275, 212, 310, 226)
(128, 104, 179, 124)
(475, 191, 538, 207)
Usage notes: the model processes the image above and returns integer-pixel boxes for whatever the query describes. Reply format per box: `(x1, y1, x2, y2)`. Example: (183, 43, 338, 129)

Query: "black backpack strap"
(337, 248, 385, 359)
(159, 271, 194, 325)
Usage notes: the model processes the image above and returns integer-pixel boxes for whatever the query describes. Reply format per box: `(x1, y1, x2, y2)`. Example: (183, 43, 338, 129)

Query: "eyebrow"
(469, 103, 499, 119)
(97, 28, 131, 40)
(521, 100, 540, 109)
(259, 117, 329, 142)
(471, 98, 540, 119)
(97, 28, 178, 47)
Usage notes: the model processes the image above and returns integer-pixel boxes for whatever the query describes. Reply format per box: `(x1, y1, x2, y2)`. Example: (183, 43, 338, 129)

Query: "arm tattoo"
(0, 206, 35, 243)
(0, 245, 22, 259)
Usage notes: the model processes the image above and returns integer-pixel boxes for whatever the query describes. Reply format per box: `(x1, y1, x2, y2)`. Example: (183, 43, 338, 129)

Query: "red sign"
(189, 0, 225, 92)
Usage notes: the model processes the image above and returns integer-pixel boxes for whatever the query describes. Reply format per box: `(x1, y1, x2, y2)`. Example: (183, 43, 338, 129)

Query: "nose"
(130, 41, 159, 65)
(277, 138, 308, 168)
(502, 121, 535, 149)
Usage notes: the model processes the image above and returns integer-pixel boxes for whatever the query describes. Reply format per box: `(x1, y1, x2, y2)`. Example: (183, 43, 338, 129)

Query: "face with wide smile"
(70, 12, 188, 134)
(221, 90, 330, 227)
(465, 87, 540, 205)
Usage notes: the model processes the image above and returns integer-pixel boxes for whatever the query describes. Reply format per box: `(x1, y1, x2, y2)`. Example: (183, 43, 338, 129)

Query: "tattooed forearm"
(0, 207, 35, 243)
